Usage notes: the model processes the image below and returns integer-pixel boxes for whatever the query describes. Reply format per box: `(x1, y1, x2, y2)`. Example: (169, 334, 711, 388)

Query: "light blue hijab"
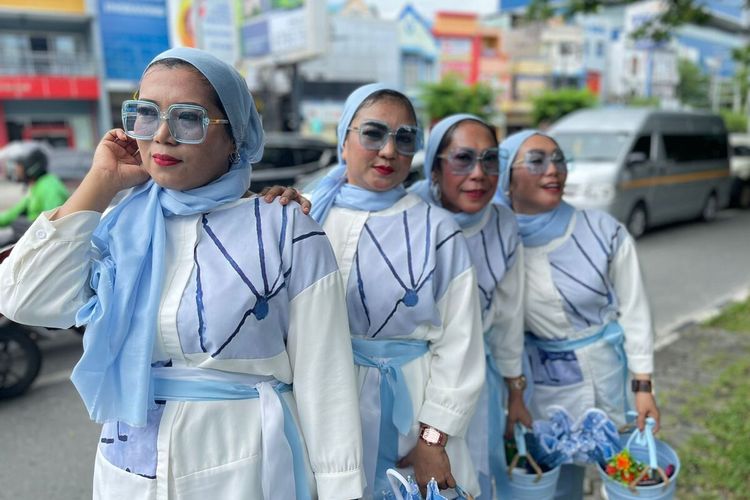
(493, 129, 574, 247)
(309, 83, 419, 223)
(72, 47, 264, 426)
(410, 113, 493, 229)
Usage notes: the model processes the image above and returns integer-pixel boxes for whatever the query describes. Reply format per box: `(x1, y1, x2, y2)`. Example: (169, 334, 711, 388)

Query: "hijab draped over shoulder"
(72, 47, 264, 426)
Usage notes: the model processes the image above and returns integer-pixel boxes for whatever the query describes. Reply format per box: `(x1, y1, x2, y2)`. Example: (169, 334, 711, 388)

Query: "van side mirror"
(626, 151, 647, 166)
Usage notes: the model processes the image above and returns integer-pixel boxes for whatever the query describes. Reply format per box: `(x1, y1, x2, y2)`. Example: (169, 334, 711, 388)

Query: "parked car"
(249, 133, 337, 192)
(550, 108, 732, 238)
(729, 133, 750, 208)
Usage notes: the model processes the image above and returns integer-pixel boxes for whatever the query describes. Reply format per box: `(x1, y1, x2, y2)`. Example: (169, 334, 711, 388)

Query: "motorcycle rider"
(0, 144, 69, 245)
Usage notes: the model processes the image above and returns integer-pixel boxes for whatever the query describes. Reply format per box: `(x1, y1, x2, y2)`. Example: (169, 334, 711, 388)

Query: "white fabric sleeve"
(610, 233, 654, 374)
(286, 270, 365, 500)
(488, 245, 525, 378)
(0, 209, 100, 328)
(418, 267, 485, 437)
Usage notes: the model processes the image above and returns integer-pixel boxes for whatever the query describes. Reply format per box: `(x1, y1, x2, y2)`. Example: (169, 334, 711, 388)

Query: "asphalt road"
(0, 186, 748, 499)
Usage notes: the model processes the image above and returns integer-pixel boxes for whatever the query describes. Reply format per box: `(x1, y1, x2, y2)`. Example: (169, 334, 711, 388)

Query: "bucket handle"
(386, 468, 414, 500)
(623, 416, 670, 491)
(508, 423, 544, 482)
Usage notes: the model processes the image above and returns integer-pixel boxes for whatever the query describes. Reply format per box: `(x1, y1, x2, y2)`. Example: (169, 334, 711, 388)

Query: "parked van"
(549, 108, 731, 238)
(729, 133, 750, 208)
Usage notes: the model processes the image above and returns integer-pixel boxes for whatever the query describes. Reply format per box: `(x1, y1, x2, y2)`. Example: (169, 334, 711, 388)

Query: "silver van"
(549, 108, 732, 238)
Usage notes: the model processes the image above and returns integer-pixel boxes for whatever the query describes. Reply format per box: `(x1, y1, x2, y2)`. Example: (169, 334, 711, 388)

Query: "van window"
(553, 132, 631, 162)
(630, 135, 651, 158)
(663, 133, 728, 162)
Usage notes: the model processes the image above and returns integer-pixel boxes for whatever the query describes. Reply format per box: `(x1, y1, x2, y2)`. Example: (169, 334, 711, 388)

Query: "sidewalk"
(582, 320, 750, 499)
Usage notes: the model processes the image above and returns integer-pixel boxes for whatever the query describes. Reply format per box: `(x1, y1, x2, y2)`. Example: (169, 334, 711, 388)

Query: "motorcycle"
(0, 244, 43, 398)
(0, 244, 84, 399)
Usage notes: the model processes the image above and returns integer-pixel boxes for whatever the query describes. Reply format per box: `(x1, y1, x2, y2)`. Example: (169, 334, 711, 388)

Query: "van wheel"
(626, 204, 648, 239)
(701, 193, 718, 221)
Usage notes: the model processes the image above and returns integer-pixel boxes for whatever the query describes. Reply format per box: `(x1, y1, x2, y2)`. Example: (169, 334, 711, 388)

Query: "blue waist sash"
(350, 338, 429, 498)
(152, 367, 309, 500)
(482, 330, 513, 497)
(526, 321, 630, 414)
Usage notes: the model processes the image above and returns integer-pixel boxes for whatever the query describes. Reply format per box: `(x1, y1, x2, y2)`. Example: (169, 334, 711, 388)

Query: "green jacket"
(0, 173, 70, 227)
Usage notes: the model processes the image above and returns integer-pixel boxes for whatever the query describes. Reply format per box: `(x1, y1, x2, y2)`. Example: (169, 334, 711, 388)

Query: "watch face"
(422, 427, 440, 443)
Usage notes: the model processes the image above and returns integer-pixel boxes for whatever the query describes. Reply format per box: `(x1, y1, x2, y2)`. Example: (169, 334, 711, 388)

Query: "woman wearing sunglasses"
(308, 84, 485, 498)
(410, 114, 530, 499)
(0, 48, 365, 499)
(495, 130, 660, 499)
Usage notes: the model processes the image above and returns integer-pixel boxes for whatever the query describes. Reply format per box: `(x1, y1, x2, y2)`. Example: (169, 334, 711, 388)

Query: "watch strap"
(631, 379, 653, 393)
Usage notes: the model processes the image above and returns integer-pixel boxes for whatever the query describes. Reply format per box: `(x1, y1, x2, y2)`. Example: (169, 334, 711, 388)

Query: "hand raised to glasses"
(52, 129, 149, 220)
(91, 129, 149, 193)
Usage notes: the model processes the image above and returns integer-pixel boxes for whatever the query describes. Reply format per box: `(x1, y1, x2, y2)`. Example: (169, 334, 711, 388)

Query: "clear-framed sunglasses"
(513, 149, 568, 175)
(347, 119, 420, 156)
(122, 99, 229, 145)
(438, 147, 500, 176)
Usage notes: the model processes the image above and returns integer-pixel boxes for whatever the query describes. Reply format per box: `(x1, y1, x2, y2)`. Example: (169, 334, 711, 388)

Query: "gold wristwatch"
(507, 375, 527, 391)
(419, 425, 447, 447)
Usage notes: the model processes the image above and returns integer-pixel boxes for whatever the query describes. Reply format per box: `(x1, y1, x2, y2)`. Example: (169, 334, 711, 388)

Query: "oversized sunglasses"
(438, 147, 500, 176)
(122, 99, 229, 145)
(347, 120, 419, 156)
(512, 149, 568, 175)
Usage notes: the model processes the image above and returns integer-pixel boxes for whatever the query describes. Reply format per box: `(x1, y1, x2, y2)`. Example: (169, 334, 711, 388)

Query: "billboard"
(167, 0, 238, 64)
(98, 0, 170, 81)
(238, 0, 326, 65)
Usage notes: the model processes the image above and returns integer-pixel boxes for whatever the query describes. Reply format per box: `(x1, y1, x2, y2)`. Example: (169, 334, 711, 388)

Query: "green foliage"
(627, 96, 661, 107)
(419, 75, 495, 124)
(677, 58, 710, 109)
(662, 297, 750, 498)
(706, 298, 750, 331)
(720, 110, 748, 134)
(675, 359, 750, 497)
(531, 87, 597, 126)
(523, 0, 710, 41)
(732, 45, 750, 112)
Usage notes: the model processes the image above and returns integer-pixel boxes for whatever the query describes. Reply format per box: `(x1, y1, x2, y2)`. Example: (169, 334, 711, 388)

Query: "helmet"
(11, 144, 48, 180)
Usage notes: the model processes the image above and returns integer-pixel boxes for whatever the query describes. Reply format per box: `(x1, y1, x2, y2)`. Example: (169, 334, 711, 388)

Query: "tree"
(419, 75, 496, 124)
(720, 110, 747, 133)
(525, 0, 711, 41)
(531, 87, 597, 126)
(731, 45, 750, 112)
(676, 58, 710, 109)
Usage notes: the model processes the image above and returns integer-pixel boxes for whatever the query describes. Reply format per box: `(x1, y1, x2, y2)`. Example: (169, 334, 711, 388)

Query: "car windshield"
(553, 132, 632, 162)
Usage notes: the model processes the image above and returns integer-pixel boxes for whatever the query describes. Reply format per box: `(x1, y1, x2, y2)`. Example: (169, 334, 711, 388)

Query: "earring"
(430, 180, 442, 204)
(228, 147, 240, 164)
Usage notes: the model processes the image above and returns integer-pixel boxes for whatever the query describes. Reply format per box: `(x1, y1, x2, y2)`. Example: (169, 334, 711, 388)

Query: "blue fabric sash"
(515, 201, 575, 247)
(335, 183, 407, 213)
(526, 321, 631, 414)
(351, 338, 430, 497)
(482, 331, 512, 497)
(152, 368, 310, 500)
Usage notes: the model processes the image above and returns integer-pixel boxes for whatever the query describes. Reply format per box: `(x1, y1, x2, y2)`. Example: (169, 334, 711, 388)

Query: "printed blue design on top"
(346, 199, 471, 338)
(99, 403, 165, 478)
(464, 205, 520, 317)
(548, 210, 626, 330)
(177, 199, 338, 359)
